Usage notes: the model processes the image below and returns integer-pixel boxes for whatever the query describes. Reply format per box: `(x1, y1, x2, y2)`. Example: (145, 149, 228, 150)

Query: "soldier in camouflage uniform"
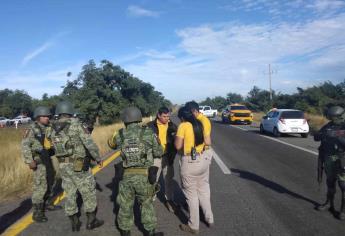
(315, 106, 345, 219)
(108, 107, 163, 236)
(22, 106, 59, 223)
(47, 101, 104, 231)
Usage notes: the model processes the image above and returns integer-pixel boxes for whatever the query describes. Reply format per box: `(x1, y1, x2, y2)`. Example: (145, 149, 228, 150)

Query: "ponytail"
(178, 106, 204, 145)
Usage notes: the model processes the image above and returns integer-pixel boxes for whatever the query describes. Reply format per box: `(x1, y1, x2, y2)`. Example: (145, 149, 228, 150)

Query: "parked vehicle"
(199, 105, 217, 118)
(260, 109, 309, 138)
(221, 104, 253, 124)
(10, 115, 32, 125)
(0, 117, 10, 126)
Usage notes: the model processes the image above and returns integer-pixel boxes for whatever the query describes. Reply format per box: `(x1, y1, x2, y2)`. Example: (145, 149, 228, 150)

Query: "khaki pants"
(180, 151, 214, 230)
(156, 154, 175, 201)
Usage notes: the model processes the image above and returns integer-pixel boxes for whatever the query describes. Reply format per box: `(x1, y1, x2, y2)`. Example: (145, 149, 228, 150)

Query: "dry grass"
(305, 113, 328, 133)
(0, 127, 32, 202)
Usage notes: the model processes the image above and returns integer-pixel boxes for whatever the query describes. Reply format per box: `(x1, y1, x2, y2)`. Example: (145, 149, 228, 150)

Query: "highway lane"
(5, 119, 345, 235)
(211, 120, 345, 235)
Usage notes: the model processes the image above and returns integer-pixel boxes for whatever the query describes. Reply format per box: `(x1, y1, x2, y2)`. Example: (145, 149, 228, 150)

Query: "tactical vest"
(119, 126, 152, 168)
(51, 120, 86, 160)
(50, 121, 73, 158)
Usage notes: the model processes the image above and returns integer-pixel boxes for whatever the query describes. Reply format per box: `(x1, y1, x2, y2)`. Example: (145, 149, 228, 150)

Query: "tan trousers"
(180, 150, 214, 230)
(156, 154, 175, 201)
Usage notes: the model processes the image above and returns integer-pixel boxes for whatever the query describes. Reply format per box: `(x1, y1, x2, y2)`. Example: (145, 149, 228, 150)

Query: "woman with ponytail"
(175, 106, 214, 234)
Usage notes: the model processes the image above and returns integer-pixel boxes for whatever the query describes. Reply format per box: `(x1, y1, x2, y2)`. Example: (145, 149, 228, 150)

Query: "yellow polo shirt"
(157, 119, 168, 153)
(176, 122, 204, 155)
(196, 113, 211, 136)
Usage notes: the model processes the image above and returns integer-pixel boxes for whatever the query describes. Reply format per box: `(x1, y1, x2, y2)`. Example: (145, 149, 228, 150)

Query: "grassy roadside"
(0, 118, 153, 203)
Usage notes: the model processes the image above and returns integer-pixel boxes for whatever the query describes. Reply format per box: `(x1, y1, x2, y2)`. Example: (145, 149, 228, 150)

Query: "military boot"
(68, 214, 82, 232)
(32, 203, 48, 223)
(32, 204, 40, 222)
(144, 229, 164, 236)
(86, 211, 104, 230)
(317, 193, 335, 212)
(119, 229, 131, 236)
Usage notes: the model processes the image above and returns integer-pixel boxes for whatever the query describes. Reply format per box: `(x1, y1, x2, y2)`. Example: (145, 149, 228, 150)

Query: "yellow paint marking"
(3, 151, 121, 236)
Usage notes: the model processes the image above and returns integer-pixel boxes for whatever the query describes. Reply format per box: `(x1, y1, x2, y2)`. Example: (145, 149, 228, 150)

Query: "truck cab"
(221, 104, 253, 124)
(199, 106, 217, 118)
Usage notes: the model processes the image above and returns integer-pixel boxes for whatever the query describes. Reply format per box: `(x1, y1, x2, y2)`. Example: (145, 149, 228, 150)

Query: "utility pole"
(268, 64, 272, 102)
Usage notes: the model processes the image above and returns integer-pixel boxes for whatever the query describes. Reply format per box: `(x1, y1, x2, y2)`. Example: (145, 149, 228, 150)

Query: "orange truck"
(221, 103, 253, 124)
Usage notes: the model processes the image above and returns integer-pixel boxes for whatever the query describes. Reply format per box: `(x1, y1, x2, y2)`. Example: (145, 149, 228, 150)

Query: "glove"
(29, 161, 37, 170)
(148, 166, 159, 185)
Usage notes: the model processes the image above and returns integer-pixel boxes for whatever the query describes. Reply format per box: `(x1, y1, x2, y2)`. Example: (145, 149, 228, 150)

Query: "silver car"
(0, 116, 10, 126)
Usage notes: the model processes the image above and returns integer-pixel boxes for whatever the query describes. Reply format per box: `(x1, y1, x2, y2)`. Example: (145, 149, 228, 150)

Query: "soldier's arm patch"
(22, 128, 31, 139)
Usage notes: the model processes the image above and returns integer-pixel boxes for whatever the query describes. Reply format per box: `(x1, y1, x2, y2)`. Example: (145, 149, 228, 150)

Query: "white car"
(260, 109, 309, 138)
(0, 117, 10, 126)
(11, 115, 32, 124)
(199, 106, 217, 118)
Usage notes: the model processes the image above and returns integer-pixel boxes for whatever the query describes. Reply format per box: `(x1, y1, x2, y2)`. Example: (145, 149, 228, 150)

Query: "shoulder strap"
(33, 124, 44, 145)
(139, 126, 146, 142)
(119, 128, 125, 143)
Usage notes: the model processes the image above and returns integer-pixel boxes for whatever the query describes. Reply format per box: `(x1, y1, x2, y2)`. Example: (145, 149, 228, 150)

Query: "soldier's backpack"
(51, 121, 73, 158)
(119, 126, 150, 168)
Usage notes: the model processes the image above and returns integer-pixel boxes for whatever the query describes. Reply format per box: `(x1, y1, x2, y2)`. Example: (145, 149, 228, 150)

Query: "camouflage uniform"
(22, 121, 55, 222)
(315, 106, 345, 218)
(110, 122, 163, 234)
(47, 117, 101, 216)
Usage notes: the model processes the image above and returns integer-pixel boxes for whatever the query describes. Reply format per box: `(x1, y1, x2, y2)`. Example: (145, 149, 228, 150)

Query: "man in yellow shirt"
(147, 107, 177, 213)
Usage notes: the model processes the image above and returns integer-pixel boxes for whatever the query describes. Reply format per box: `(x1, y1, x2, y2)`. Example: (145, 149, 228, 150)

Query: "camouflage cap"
(33, 106, 51, 119)
(55, 101, 75, 116)
(121, 107, 142, 123)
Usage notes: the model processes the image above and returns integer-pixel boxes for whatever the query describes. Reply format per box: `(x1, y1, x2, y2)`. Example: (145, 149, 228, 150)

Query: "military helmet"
(33, 106, 51, 119)
(55, 101, 75, 116)
(327, 106, 344, 118)
(121, 107, 142, 123)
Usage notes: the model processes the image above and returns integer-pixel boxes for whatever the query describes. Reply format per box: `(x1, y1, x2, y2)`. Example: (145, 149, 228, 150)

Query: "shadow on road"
(0, 198, 32, 234)
(231, 168, 319, 207)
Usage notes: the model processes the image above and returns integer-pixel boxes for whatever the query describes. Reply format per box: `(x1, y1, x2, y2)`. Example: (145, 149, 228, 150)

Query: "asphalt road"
(3, 118, 345, 235)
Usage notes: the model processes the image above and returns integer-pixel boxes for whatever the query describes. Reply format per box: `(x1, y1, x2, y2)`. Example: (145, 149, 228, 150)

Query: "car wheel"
(273, 127, 280, 137)
(260, 124, 265, 134)
(301, 133, 308, 138)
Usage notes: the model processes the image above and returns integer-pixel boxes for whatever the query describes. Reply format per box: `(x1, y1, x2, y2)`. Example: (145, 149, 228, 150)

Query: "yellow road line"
(3, 151, 121, 236)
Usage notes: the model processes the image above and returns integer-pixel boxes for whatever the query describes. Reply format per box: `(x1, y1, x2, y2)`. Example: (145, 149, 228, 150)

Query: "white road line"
(230, 125, 318, 156)
(212, 150, 232, 175)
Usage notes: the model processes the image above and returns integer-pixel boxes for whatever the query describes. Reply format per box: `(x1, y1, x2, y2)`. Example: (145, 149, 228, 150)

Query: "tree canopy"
(0, 60, 171, 124)
(200, 80, 345, 114)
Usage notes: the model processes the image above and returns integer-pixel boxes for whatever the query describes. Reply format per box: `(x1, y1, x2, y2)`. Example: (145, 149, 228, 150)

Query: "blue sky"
(1, 0, 345, 103)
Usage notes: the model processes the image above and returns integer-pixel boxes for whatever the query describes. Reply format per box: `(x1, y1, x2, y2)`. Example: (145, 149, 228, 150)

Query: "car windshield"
(281, 111, 304, 119)
(231, 106, 247, 110)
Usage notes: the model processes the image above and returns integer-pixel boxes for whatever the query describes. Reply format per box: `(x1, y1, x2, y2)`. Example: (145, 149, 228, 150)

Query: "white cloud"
(127, 5, 160, 18)
(0, 62, 84, 98)
(22, 41, 54, 66)
(307, 0, 345, 12)
(122, 13, 345, 103)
